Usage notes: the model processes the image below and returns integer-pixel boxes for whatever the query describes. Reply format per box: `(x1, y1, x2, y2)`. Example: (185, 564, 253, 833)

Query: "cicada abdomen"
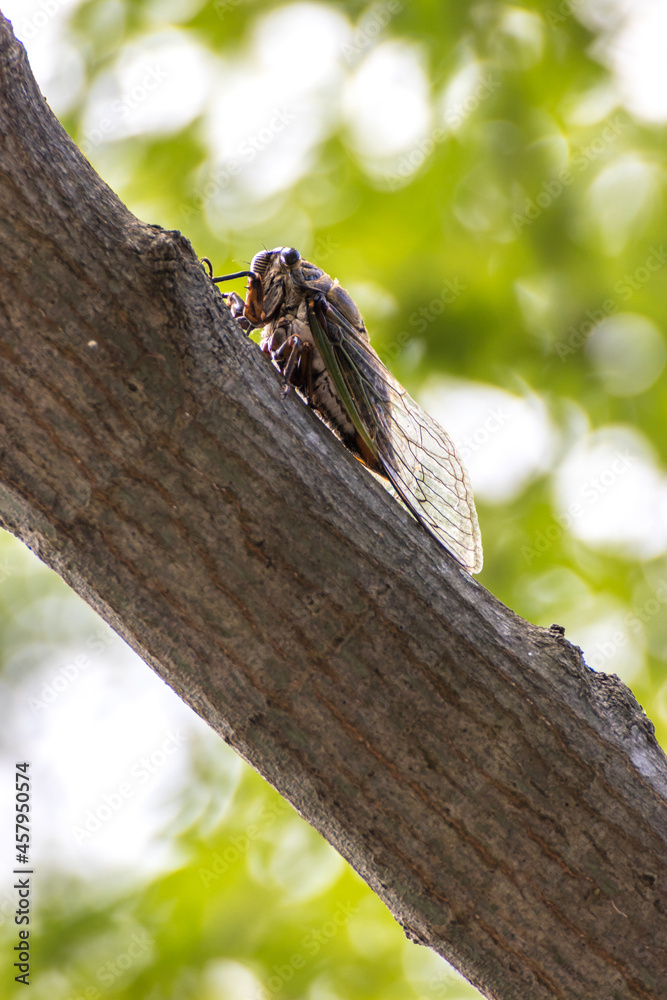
(209, 247, 483, 574)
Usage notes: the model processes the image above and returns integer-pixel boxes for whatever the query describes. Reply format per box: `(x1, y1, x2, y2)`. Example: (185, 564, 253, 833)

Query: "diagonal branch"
(0, 16, 665, 1000)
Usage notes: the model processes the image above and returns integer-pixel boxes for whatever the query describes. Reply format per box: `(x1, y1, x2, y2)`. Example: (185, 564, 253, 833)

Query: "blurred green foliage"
(1, 0, 666, 997)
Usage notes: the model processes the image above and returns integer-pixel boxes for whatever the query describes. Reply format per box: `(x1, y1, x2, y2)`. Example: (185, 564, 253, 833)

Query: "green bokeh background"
(1, 1, 666, 998)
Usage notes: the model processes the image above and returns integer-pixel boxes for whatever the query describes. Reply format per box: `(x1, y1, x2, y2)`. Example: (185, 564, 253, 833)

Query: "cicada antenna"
(201, 257, 255, 284)
(211, 270, 255, 284)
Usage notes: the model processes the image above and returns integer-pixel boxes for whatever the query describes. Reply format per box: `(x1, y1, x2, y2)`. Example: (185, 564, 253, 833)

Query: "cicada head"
(245, 247, 312, 323)
(250, 246, 301, 279)
(213, 245, 328, 327)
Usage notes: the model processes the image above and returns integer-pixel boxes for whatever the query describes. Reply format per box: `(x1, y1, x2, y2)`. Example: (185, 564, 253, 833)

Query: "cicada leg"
(274, 334, 313, 399)
(203, 259, 255, 333)
(220, 290, 245, 318)
(215, 291, 250, 334)
(355, 433, 384, 474)
(309, 292, 331, 335)
(244, 273, 265, 326)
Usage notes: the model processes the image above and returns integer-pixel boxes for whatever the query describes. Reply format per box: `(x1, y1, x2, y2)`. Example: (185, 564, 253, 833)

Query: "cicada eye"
(280, 247, 301, 267)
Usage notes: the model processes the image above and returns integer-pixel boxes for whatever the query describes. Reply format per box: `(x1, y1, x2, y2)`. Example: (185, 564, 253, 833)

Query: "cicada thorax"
(260, 291, 365, 460)
(218, 248, 392, 474)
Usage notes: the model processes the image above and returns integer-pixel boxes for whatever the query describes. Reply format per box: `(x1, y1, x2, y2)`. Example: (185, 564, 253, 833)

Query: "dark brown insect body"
(210, 247, 483, 573)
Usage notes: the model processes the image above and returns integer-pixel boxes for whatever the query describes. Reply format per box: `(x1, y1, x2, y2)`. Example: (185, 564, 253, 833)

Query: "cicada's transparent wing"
(308, 299, 483, 573)
(378, 385, 483, 573)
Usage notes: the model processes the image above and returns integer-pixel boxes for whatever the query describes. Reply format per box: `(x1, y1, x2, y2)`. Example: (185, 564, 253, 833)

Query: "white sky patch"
(494, 6, 544, 69)
(251, 2, 349, 90)
(4, 0, 86, 114)
(565, 84, 620, 127)
(3, 0, 80, 30)
(418, 380, 557, 503)
(0, 560, 241, 881)
(553, 425, 667, 559)
(585, 312, 665, 396)
(81, 31, 215, 147)
(585, 154, 661, 254)
(343, 40, 432, 163)
(203, 960, 266, 1000)
(570, 611, 646, 685)
(39, 649, 232, 875)
(204, 4, 348, 204)
(440, 58, 486, 133)
(581, 0, 667, 123)
(402, 940, 467, 997)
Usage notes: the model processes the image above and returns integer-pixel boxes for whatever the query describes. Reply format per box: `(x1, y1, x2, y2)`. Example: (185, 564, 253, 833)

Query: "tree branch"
(0, 16, 665, 1000)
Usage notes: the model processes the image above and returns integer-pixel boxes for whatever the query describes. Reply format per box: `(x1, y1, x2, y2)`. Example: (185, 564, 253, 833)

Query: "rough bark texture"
(1, 16, 666, 1000)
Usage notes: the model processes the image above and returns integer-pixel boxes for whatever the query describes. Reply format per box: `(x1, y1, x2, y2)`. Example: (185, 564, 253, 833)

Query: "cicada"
(206, 247, 483, 573)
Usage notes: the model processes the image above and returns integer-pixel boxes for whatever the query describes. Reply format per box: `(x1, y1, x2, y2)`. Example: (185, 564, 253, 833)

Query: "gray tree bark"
(0, 15, 666, 1000)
